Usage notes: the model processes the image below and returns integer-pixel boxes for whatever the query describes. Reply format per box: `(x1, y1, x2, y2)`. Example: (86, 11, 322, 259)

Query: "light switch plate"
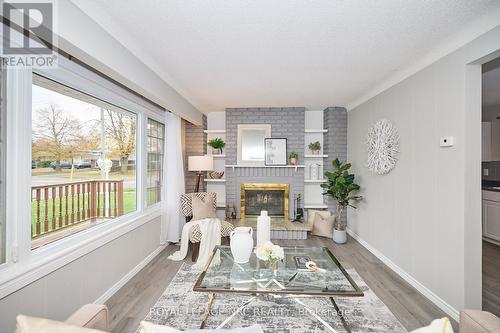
(440, 136, 454, 147)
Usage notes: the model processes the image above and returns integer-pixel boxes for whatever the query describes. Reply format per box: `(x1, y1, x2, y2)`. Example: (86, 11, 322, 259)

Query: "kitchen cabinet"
(482, 120, 500, 161)
(482, 190, 500, 242)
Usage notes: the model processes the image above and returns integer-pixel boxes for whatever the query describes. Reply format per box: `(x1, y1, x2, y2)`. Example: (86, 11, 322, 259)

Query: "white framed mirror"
(237, 124, 271, 165)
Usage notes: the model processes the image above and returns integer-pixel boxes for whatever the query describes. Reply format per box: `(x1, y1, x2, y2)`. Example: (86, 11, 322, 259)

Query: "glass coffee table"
(194, 246, 363, 332)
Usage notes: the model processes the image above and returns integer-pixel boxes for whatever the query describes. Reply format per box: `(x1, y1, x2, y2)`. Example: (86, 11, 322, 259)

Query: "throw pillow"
(192, 195, 217, 221)
(410, 317, 454, 333)
(307, 209, 332, 226)
(312, 213, 336, 238)
(139, 321, 263, 333)
(16, 315, 106, 333)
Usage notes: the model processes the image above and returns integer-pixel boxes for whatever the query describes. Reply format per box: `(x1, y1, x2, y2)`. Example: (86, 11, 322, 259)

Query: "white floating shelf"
(225, 164, 305, 171)
(304, 154, 328, 158)
(204, 179, 226, 182)
(304, 204, 328, 209)
(209, 155, 226, 158)
(305, 129, 328, 133)
(204, 130, 226, 134)
(304, 179, 327, 183)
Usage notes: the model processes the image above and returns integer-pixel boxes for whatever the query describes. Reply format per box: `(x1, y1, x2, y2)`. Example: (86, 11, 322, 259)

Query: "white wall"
(55, 1, 203, 125)
(0, 217, 162, 333)
(348, 25, 500, 319)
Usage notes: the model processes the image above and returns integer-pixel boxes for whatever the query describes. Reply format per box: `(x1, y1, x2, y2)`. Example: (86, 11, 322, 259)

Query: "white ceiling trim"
(346, 6, 500, 111)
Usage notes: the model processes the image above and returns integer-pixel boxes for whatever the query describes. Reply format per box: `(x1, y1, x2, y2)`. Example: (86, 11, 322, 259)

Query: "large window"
(146, 118, 165, 206)
(31, 74, 137, 249)
(0, 65, 5, 264)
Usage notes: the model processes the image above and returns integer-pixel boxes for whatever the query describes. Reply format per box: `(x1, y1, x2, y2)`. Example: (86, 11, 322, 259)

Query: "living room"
(1, 1, 500, 333)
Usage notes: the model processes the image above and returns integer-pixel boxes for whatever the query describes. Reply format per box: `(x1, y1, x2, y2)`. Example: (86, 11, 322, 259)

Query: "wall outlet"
(439, 136, 454, 147)
(484, 168, 489, 176)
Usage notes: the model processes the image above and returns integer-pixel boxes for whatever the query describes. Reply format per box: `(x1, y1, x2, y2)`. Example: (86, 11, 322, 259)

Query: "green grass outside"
(31, 188, 137, 237)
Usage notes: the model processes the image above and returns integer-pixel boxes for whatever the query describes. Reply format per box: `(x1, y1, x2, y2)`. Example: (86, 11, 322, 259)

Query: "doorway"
(481, 56, 500, 316)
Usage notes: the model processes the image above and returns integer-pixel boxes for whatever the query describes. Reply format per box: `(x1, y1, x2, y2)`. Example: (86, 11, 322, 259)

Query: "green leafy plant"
(320, 158, 363, 230)
(308, 141, 321, 151)
(289, 151, 298, 159)
(208, 137, 225, 154)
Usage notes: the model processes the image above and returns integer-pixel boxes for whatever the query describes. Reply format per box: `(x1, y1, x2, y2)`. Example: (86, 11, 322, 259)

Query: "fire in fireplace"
(240, 183, 289, 220)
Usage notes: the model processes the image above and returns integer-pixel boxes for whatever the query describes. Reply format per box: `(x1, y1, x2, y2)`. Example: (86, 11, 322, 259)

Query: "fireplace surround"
(240, 183, 289, 220)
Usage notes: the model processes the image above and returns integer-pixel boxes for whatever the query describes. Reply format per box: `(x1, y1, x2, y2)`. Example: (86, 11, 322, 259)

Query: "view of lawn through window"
(146, 118, 164, 206)
(31, 74, 137, 248)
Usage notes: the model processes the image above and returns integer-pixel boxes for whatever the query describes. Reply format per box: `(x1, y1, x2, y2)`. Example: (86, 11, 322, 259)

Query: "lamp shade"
(188, 155, 214, 171)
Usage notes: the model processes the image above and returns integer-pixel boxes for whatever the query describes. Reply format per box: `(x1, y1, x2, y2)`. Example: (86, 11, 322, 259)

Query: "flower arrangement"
(254, 241, 284, 262)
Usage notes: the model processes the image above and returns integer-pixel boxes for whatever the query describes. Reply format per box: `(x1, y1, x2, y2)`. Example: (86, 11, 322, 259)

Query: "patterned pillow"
(180, 192, 217, 217)
(192, 195, 217, 221)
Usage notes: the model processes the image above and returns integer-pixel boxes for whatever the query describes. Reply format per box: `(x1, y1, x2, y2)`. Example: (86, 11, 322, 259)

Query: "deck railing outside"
(31, 179, 124, 239)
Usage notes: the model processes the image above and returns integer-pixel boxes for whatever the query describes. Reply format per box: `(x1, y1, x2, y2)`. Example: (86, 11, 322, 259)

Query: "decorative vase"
(310, 163, 320, 180)
(256, 211, 271, 246)
(256, 259, 279, 279)
(312, 149, 320, 155)
(230, 227, 254, 263)
(333, 205, 347, 244)
(271, 260, 278, 277)
(290, 158, 297, 165)
(333, 229, 347, 244)
(212, 148, 220, 155)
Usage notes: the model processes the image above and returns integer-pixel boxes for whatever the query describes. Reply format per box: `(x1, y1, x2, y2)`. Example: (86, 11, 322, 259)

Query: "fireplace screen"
(240, 183, 289, 220)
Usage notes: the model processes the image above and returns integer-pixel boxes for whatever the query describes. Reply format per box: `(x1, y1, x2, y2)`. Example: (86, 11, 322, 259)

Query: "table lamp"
(188, 155, 214, 192)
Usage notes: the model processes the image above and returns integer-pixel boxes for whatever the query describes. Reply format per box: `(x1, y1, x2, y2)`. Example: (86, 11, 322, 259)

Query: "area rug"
(140, 263, 407, 332)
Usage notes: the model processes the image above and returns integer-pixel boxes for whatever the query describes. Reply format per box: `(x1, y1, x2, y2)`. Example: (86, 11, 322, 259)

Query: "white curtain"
(161, 112, 185, 243)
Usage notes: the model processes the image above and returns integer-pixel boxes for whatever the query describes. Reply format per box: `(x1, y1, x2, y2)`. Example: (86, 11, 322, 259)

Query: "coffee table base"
(199, 287, 351, 332)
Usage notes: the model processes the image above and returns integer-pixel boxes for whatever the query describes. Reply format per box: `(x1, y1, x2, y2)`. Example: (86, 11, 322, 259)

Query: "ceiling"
(72, 0, 500, 114)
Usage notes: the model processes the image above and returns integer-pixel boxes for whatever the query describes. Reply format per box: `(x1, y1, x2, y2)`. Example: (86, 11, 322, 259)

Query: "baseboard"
(483, 236, 500, 246)
(346, 228, 460, 322)
(95, 244, 167, 304)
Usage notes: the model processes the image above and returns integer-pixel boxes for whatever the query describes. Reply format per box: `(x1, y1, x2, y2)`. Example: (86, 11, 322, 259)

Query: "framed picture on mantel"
(265, 138, 287, 166)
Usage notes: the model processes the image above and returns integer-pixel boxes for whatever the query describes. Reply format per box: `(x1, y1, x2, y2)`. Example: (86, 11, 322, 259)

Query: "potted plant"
(208, 137, 225, 155)
(321, 158, 363, 244)
(308, 141, 321, 155)
(289, 151, 298, 165)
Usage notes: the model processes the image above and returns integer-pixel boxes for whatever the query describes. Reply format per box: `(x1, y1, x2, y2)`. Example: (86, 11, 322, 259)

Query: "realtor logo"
(1, 1, 57, 67)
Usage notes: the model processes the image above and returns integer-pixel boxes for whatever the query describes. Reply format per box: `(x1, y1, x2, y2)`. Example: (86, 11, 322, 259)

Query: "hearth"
(240, 183, 289, 220)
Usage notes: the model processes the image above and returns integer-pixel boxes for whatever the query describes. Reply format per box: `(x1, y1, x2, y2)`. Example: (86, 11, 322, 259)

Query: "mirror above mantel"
(237, 124, 271, 166)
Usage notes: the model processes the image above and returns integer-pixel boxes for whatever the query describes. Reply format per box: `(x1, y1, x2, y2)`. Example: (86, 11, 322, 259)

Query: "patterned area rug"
(140, 264, 407, 332)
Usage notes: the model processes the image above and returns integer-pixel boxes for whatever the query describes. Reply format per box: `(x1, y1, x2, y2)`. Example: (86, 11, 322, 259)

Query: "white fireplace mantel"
(224, 164, 305, 172)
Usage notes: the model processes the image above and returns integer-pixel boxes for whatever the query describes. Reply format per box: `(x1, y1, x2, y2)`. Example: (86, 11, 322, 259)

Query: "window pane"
(31, 74, 137, 249)
(146, 118, 165, 206)
(0, 65, 5, 264)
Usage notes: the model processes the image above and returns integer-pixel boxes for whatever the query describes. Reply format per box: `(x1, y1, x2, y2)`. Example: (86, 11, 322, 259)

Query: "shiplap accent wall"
(323, 107, 348, 215)
(183, 115, 207, 193)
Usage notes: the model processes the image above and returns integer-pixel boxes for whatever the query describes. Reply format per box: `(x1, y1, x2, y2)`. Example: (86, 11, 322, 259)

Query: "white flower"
(254, 242, 284, 261)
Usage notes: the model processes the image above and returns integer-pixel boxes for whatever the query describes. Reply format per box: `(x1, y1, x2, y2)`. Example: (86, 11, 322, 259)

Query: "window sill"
(0, 207, 162, 299)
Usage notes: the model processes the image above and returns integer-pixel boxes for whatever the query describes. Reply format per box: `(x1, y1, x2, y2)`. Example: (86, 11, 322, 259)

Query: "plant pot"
(290, 158, 297, 165)
(333, 229, 347, 244)
(212, 148, 220, 155)
(311, 150, 320, 155)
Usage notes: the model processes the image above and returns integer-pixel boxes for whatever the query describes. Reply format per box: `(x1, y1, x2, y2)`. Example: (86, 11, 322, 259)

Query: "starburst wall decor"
(365, 119, 400, 175)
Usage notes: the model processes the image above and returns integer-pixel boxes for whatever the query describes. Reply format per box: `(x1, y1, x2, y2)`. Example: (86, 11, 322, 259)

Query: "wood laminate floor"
(106, 236, 457, 332)
(483, 240, 500, 317)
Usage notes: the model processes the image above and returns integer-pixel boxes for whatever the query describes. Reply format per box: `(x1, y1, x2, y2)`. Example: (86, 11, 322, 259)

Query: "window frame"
(146, 118, 165, 207)
(0, 55, 167, 299)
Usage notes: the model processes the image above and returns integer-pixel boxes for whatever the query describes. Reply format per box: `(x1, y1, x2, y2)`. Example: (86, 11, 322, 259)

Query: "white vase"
(310, 163, 320, 180)
(333, 229, 347, 244)
(256, 211, 271, 246)
(230, 227, 254, 263)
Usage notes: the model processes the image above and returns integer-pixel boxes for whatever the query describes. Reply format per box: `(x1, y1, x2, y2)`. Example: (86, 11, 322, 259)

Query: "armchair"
(180, 192, 234, 261)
